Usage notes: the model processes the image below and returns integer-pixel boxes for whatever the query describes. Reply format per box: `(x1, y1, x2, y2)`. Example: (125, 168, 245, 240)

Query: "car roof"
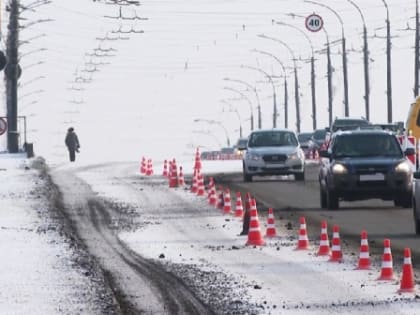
(334, 129, 394, 136)
(250, 128, 296, 134)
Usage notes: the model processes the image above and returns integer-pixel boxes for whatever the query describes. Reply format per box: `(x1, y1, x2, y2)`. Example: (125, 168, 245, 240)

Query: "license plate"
(359, 173, 385, 181)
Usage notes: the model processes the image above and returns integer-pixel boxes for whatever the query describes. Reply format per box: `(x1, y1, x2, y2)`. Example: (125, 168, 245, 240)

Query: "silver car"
(240, 129, 305, 182)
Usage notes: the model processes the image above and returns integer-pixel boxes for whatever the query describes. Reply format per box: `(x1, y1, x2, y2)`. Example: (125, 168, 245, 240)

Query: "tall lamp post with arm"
(251, 49, 289, 128)
(257, 34, 301, 132)
(276, 21, 317, 130)
(193, 119, 231, 147)
(220, 99, 243, 138)
(240, 64, 278, 128)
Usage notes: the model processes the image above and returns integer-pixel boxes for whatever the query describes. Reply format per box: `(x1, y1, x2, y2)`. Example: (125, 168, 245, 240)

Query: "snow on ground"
(0, 153, 114, 315)
(73, 156, 420, 315)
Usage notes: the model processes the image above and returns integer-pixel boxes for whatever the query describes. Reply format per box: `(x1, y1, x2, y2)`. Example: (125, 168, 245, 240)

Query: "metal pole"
(241, 65, 277, 128)
(276, 21, 317, 129)
(284, 78, 288, 128)
(305, 0, 349, 117)
(382, 0, 392, 122)
(326, 38, 333, 127)
(223, 85, 254, 131)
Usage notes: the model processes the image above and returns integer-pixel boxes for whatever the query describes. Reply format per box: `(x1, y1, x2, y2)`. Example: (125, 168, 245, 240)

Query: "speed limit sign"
(305, 13, 323, 32)
(0, 117, 7, 136)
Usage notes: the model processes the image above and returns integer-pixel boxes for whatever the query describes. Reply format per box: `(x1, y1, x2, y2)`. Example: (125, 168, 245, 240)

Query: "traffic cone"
(169, 159, 178, 188)
(265, 208, 277, 238)
(398, 248, 416, 293)
(356, 230, 371, 270)
(194, 147, 202, 172)
(217, 186, 224, 210)
(190, 169, 198, 193)
(296, 216, 309, 250)
(178, 166, 185, 186)
(377, 239, 394, 281)
(208, 185, 217, 206)
(146, 159, 153, 176)
(140, 157, 146, 174)
(196, 174, 206, 196)
(329, 225, 343, 262)
(317, 220, 330, 256)
(234, 192, 244, 218)
(246, 198, 265, 246)
(223, 189, 232, 214)
(162, 159, 168, 177)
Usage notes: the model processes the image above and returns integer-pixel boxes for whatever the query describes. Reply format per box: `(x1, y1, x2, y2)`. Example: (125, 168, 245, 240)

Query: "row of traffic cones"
(298, 219, 415, 293)
(139, 157, 154, 176)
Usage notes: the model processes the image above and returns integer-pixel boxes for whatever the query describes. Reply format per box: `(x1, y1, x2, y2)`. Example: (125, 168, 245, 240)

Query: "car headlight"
(246, 152, 261, 161)
(288, 152, 300, 160)
(332, 163, 348, 174)
(395, 161, 411, 173)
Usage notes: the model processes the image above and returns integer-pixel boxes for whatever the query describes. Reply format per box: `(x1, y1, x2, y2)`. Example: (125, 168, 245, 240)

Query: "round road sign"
(0, 118, 7, 136)
(305, 13, 323, 32)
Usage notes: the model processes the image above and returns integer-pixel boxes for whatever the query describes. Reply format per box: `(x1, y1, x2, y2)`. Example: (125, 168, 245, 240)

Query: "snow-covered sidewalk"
(0, 154, 116, 315)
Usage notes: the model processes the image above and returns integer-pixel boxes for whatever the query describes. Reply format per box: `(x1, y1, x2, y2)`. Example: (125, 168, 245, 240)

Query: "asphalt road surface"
(221, 163, 420, 266)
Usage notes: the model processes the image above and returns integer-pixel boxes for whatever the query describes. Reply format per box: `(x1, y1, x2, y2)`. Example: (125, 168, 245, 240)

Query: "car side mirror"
(319, 150, 330, 158)
(404, 147, 416, 156)
(414, 171, 420, 179)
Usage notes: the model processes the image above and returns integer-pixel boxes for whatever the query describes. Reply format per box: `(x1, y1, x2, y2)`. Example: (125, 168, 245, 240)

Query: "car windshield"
(298, 133, 313, 142)
(332, 134, 402, 158)
(313, 129, 326, 140)
(248, 131, 298, 147)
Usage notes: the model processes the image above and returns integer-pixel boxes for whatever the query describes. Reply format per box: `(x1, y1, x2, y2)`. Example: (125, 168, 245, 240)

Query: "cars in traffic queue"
(318, 129, 414, 210)
(234, 137, 249, 157)
(310, 128, 328, 151)
(240, 129, 305, 182)
(297, 132, 314, 158)
(329, 117, 371, 133)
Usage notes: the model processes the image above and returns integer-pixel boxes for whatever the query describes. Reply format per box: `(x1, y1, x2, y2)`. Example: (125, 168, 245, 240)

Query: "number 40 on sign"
(305, 13, 323, 32)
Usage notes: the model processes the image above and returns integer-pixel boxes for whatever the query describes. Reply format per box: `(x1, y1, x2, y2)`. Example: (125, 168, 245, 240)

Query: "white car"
(240, 129, 305, 182)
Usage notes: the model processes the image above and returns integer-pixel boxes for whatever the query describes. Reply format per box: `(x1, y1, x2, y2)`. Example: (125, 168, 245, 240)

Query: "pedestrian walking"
(65, 127, 80, 162)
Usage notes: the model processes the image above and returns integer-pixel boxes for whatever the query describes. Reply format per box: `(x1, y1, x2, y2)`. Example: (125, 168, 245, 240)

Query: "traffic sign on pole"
(305, 13, 323, 32)
(0, 118, 7, 136)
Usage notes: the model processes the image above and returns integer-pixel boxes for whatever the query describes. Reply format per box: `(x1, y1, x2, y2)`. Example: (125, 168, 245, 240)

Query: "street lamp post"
(220, 99, 243, 138)
(347, 0, 370, 121)
(193, 119, 231, 147)
(240, 64, 278, 128)
(381, 0, 393, 122)
(276, 21, 317, 130)
(305, 0, 349, 117)
(223, 78, 258, 130)
(258, 34, 301, 132)
(251, 49, 289, 128)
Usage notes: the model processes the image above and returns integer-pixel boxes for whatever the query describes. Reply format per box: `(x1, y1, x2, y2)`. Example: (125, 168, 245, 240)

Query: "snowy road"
(48, 159, 420, 314)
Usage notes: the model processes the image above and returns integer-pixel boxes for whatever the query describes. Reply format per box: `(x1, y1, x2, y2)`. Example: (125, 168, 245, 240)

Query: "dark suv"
(319, 129, 414, 210)
(330, 117, 371, 133)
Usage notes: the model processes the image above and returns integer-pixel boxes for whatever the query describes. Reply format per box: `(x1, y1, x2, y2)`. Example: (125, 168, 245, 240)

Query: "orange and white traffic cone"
(162, 159, 168, 177)
(329, 225, 343, 262)
(140, 157, 146, 174)
(168, 159, 178, 188)
(246, 199, 265, 246)
(194, 147, 202, 172)
(223, 189, 232, 214)
(317, 220, 330, 256)
(398, 248, 416, 293)
(377, 239, 394, 281)
(296, 216, 309, 250)
(190, 169, 198, 193)
(196, 174, 206, 196)
(234, 192, 244, 218)
(178, 166, 185, 186)
(146, 159, 154, 175)
(356, 230, 371, 270)
(208, 185, 217, 206)
(265, 208, 277, 238)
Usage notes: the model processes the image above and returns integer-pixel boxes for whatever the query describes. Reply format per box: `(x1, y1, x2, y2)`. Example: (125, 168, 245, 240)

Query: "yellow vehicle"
(406, 96, 420, 138)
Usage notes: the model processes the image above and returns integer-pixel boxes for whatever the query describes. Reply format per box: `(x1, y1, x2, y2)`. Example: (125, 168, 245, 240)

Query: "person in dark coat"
(65, 127, 80, 162)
